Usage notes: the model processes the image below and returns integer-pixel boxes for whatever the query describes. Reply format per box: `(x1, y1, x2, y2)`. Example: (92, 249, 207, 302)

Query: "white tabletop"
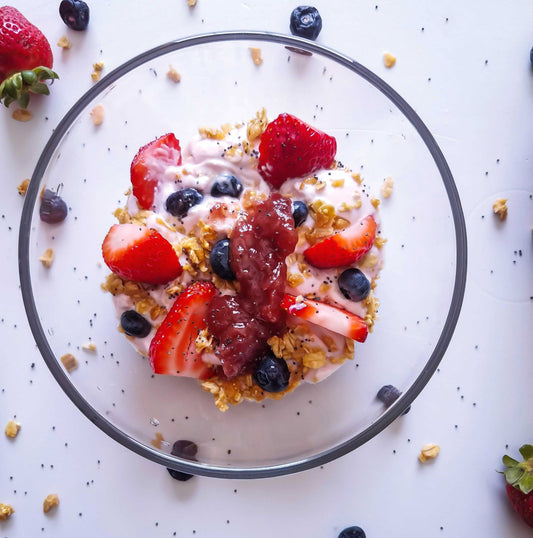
(1, 1, 532, 537)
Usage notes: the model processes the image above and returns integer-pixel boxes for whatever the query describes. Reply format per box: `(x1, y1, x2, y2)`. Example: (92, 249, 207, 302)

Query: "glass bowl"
(19, 31, 466, 478)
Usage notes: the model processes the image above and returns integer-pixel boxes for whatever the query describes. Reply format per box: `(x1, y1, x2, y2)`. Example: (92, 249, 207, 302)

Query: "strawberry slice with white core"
(303, 215, 377, 269)
(149, 281, 216, 379)
(102, 223, 182, 285)
(130, 133, 182, 210)
(280, 294, 368, 343)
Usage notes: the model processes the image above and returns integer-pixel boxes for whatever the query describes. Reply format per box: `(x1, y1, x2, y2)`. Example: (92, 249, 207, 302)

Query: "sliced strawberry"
(280, 294, 368, 343)
(149, 281, 216, 379)
(102, 223, 182, 285)
(304, 215, 377, 269)
(130, 133, 182, 210)
(258, 113, 336, 189)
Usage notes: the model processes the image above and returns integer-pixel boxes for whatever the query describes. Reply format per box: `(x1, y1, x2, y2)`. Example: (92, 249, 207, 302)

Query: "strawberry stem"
(0, 66, 58, 109)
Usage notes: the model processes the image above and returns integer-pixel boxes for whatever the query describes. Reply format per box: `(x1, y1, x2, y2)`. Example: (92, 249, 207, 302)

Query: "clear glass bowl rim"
(18, 30, 467, 479)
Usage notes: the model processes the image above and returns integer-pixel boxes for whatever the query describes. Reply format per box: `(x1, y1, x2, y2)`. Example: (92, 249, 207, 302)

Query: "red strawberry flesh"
(130, 133, 182, 210)
(149, 281, 216, 379)
(506, 484, 533, 528)
(280, 294, 368, 343)
(258, 113, 337, 189)
(0, 6, 53, 80)
(304, 214, 377, 269)
(102, 223, 182, 285)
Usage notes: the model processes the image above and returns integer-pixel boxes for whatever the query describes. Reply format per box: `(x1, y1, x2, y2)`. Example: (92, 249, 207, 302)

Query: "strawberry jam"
(207, 194, 298, 379)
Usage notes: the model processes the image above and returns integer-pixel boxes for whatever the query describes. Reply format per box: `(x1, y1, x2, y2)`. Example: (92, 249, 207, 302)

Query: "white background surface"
(1, 1, 532, 537)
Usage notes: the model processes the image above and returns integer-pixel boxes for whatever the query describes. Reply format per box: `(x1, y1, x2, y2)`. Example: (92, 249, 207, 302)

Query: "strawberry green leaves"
(503, 444, 533, 495)
(0, 66, 59, 108)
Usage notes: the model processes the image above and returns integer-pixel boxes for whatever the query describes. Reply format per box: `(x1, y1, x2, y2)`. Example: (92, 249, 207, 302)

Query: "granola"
(60, 353, 78, 373)
(43, 494, 59, 513)
(493, 198, 508, 221)
(39, 248, 54, 268)
(4, 420, 20, 438)
(0, 503, 14, 521)
(57, 35, 71, 49)
(419, 443, 440, 463)
(12, 108, 32, 122)
(17, 178, 30, 196)
(383, 52, 397, 68)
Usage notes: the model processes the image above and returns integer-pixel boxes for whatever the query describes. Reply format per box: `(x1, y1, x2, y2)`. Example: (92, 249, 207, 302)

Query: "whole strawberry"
(502, 444, 533, 528)
(0, 6, 58, 108)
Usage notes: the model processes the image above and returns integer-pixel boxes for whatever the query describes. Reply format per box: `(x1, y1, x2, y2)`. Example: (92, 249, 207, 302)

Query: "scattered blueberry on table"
(290, 6, 323, 40)
(59, 0, 90, 31)
(338, 525, 366, 538)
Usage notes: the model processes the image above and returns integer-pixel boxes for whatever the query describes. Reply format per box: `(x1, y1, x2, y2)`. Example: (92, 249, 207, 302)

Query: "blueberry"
(338, 526, 366, 538)
(210, 173, 243, 198)
(338, 268, 371, 302)
(59, 0, 90, 31)
(165, 188, 203, 218)
(291, 200, 308, 227)
(209, 239, 236, 281)
(120, 310, 152, 338)
(530, 46, 533, 66)
(39, 188, 68, 223)
(376, 384, 411, 414)
(167, 439, 198, 482)
(254, 355, 290, 393)
(170, 439, 198, 459)
(376, 384, 401, 406)
(290, 6, 323, 40)
(167, 468, 194, 481)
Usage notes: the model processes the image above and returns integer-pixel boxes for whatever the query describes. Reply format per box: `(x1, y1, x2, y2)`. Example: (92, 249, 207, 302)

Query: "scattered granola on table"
(39, 248, 54, 268)
(81, 341, 97, 352)
(12, 109, 32, 122)
(492, 198, 508, 221)
(4, 420, 20, 438)
(17, 178, 30, 196)
(418, 443, 440, 462)
(43, 494, 59, 513)
(0, 503, 14, 521)
(57, 35, 71, 49)
(383, 52, 397, 68)
(91, 61, 104, 82)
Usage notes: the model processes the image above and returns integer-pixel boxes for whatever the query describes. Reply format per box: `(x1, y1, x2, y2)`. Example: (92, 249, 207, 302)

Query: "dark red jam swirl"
(207, 193, 298, 379)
